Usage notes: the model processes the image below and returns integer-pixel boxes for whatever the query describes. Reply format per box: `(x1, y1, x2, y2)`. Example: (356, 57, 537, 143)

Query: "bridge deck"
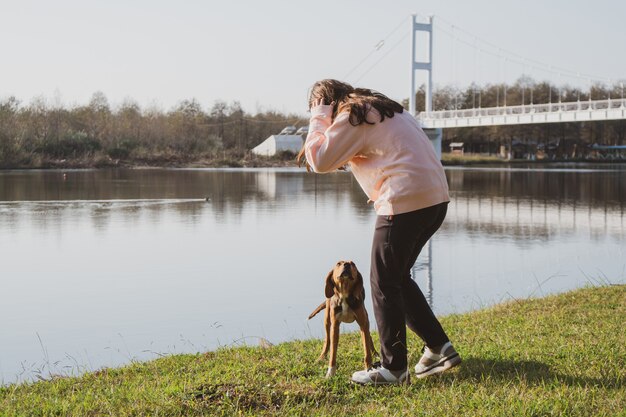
(418, 99, 626, 128)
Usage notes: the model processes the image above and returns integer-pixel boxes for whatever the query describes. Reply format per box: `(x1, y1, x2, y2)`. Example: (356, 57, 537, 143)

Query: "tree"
(87, 91, 111, 145)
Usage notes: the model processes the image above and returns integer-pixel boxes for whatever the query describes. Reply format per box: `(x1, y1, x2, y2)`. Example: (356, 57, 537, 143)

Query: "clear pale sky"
(1, 0, 624, 115)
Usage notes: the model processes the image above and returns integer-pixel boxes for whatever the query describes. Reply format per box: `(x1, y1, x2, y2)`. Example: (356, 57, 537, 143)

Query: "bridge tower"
(409, 14, 433, 115)
(409, 14, 442, 158)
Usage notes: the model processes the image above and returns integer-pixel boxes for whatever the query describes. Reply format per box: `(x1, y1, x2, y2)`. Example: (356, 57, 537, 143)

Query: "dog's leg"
(318, 301, 331, 361)
(355, 307, 374, 370)
(326, 318, 340, 378)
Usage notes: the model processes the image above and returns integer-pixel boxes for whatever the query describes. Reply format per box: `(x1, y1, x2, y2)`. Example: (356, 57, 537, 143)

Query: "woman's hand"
(311, 98, 335, 109)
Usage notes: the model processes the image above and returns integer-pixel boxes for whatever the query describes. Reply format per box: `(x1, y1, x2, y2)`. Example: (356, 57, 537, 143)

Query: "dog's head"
(325, 260, 365, 302)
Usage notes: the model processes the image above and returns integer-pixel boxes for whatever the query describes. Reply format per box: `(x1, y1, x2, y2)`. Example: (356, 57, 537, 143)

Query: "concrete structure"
(408, 15, 444, 158)
(409, 14, 433, 116)
(423, 128, 442, 159)
(251, 135, 304, 157)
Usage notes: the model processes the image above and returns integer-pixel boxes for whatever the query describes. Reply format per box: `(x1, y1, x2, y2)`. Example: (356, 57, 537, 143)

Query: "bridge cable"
(343, 15, 408, 83)
(353, 32, 410, 84)
(434, 15, 612, 84)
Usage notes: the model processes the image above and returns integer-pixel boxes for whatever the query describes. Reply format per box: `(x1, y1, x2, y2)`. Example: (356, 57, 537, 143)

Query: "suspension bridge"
(394, 15, 626, 156)
(407, 15, 626, 128)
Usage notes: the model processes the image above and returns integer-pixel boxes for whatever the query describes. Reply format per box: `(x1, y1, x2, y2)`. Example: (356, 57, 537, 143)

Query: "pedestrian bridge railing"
(418, 98, 626, 128)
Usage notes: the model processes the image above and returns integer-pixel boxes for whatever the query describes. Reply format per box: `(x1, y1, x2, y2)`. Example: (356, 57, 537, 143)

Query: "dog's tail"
(308, 302, 326, 320)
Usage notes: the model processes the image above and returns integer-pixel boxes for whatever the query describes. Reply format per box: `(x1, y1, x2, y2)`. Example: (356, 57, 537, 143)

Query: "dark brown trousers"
(370, 202, 450, 371)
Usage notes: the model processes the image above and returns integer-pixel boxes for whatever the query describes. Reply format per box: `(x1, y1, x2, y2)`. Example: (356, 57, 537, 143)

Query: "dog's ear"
(325, 270, 335, 298)
(355, 270, 365, 301)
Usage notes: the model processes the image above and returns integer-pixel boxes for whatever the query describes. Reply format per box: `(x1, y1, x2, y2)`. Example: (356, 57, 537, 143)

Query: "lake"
(0, 165, 624, 384)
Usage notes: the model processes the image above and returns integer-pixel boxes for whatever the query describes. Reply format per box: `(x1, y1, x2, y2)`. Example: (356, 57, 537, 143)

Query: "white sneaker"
(414, 341, 461, 378)
(351, 363, 410, 385)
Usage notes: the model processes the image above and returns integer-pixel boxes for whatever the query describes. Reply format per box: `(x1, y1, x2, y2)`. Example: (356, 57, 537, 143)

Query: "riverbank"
(0, 150, 300, 170)
(2, 152, 624, 170)
(1, 285, 624, 416)
(440, 153, 626, 166)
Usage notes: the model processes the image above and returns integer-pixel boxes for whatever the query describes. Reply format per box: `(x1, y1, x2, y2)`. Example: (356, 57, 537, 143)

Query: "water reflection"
(1, 167, 623, 240)
(0, 166, 624, 384)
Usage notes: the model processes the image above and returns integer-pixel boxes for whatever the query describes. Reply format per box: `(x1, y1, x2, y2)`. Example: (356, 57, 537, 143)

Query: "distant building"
(251, 134, 304, 156)
(449, 142, 464, 155)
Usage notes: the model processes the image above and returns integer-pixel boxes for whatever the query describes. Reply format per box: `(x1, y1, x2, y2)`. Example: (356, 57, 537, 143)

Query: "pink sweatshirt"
(304, 104, 449, 215)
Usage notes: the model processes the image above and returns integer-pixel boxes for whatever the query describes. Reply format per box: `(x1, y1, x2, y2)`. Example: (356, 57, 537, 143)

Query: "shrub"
(40, 131, 101, 158)
(276, 150, 297, 161)
(107, 139, 138, 160)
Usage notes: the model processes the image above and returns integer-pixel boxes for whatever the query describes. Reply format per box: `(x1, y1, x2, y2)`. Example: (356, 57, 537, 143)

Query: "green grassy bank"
(1, 285, 624, 416)
(3, 150, 622, 170)
(441, 153, 504, 165)
(438, 153, 626, 166)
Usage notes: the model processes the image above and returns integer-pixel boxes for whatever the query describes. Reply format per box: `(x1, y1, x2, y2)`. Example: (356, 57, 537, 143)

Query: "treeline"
(408, 77, 626, 157)
(0, 92, 307, 168)
(1, 77, 625, 168)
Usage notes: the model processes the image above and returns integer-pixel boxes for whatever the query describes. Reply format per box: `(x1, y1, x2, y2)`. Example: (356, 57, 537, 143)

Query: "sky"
(1, 0, 625, 115)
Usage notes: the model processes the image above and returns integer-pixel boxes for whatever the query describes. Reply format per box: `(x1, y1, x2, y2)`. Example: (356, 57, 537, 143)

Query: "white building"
(251, 135, 304, 156)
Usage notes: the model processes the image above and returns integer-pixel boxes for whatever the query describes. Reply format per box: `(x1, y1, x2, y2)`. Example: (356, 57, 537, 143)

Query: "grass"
(441, 153, 506, 165)
(439, 153, 625, 165)
(1, 285, 624, 416)
(5, 150, 618, 170)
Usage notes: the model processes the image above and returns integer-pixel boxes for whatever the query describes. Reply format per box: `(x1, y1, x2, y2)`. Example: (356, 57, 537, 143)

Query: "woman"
(299, 79, 461, 385)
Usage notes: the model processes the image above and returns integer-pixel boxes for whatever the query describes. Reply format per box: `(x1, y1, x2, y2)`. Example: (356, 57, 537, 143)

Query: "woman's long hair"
(297, 79, 404, 168)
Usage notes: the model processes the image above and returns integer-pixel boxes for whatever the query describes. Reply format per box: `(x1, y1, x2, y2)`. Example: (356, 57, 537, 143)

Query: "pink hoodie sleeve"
(304, 105, 364, 173)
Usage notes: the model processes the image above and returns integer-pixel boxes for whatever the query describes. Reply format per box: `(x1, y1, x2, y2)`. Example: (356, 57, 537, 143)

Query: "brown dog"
(308, 261, 377, 378)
